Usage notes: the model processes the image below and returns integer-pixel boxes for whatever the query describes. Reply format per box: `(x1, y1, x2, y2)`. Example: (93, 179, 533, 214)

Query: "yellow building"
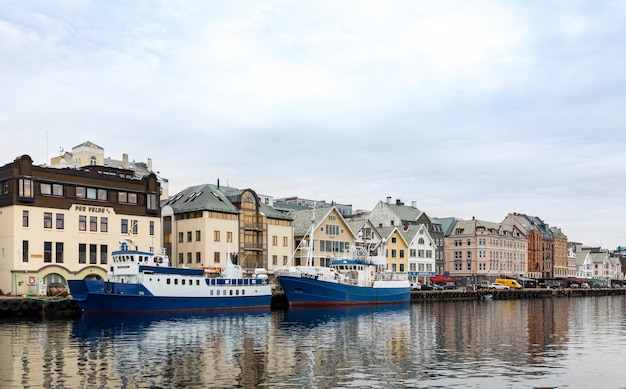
(0, 155, 161, 295)
(162, 184, 292, 273)
(287, 207, 355, 267)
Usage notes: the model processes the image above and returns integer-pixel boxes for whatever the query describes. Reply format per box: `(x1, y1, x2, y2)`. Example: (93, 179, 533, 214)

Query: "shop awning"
(430, 275, 455, 283)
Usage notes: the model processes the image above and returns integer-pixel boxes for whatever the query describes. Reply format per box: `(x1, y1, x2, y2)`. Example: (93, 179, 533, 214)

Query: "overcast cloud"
(2, 1, 625, 249)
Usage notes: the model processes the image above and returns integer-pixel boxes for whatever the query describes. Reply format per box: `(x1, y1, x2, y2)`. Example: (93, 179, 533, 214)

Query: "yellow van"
(494, 279, 522, 289)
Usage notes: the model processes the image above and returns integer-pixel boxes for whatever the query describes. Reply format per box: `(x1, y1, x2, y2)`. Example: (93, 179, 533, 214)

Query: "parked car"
(489, 282, 510, 290)
(410, 282, 421, 290)
(420, 284, 434, 291)
(581, 282, 590, 289)
(444, 282, 456, 290)
(432, 284, 444, 290)
(570, 283, 580, 288)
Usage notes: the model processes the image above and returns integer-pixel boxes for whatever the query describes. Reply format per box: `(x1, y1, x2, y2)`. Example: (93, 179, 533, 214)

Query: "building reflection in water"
(1, 297, 626, 388)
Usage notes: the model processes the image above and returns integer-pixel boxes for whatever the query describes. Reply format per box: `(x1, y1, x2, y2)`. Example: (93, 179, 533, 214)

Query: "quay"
(2, 288, 625, 317)
(410, 287, 626, 302)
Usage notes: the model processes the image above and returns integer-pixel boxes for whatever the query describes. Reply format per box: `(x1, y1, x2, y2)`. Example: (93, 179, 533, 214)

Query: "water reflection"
(1, 297, 626, 388)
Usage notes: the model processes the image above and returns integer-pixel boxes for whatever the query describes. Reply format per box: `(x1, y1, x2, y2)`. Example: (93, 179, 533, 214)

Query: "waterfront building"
(502, 213, 557, 279)
(367, 197, 445, 275)
(443, 218, 528, 282)
(551, 227, 569, 278)
(589, 250, 612, 286)
(161, 184, 292, 272)
(286, 207, 355, 267)
(49, 140, 170, 200)
(399, 224, 436, 284)
(0, 154, 161, 295)
(567, 248, 578, 277)
(376, 226, 410, 273)
(575, 250, 593, 279)
(346, 219, 384, 258)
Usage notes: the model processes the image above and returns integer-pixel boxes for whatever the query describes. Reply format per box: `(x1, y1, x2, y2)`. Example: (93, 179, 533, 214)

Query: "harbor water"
(1, 295, 626, 388)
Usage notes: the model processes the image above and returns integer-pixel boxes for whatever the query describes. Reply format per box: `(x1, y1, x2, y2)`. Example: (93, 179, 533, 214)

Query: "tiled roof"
(164, 184, 239, 214)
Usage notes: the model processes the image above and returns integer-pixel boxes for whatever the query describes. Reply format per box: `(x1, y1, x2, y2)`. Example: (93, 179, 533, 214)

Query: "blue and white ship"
(275, 238, 410, 306)
(68, 241, 272, 315)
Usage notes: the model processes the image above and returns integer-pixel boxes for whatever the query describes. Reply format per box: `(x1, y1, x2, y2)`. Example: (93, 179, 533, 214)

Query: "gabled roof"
(376, 226, 410, 247)
(385, 202, 423, 222)
(287, 207, 334, 236)
(164, 184, 239, 214)
(575, 251, 590, 266)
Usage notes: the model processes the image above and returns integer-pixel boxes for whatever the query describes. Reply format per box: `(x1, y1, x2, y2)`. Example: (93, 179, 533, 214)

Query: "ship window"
(242, 290, 245, 295)
(196, 280, 200, 285)
(174, 279, 178, 285)
(210, 290, 214, 296)
(182, 279, 186, 285)
(236, 290, 239, 295)
(167, 279, 171, 284)
(217, 290, 220, 295)
(230, 290, 233, 296)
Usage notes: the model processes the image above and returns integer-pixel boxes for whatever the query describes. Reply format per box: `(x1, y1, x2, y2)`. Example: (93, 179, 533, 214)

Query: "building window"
(273, 255, 278, 265)
(79, 244, 86, 264)
(400, 264, 405, 272)
(467, 251, 471, 260)
(53, 184, 63, 196)
(391, 237, 397, 243)
(101, 217, 108, 233)
(98, 189, 107, 201)
(187, 231, 192, 242)
(273, 236, 278, 246)
(76, 187, 86, 199)
(195, 230, 201, 241)
(196, 252, 201, 263)
(178, 253, 184, 264)
(23, 210, 29, 227)
(187, 252, 192, 264)
(90, 244, 97, 264)
(391, 249, 397, 258)
(41, 183, 51, 195)
(400, 250, 405, 258)
(132, 220, 138, 234)
(214, 231, 220, 242)
(121, 219, 128, 234)
(79, 215, 87, 231)
(22, 241, 28, 262)
(150, 221, 155, 236)
(56, 242, 64, 263)
(214, 252, 220, 263)
(18, 177, 34, 200)
(283, 256, 288, 265)
(90, 216, 97, 232)
(118, 192, 138, 204)
(100, 245, 108, 264)
(55, 214, 64, 229)
(44, 212, 53, 229)
(283, 237, 288, 247)
(44, 242, 52, 263)
(178, 232, 183, 243)
(227, 231, 232, 242)
(147, 192, 158, 212)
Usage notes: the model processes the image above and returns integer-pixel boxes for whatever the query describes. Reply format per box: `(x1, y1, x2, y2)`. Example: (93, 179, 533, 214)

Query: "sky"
(1, 1, 625, 249)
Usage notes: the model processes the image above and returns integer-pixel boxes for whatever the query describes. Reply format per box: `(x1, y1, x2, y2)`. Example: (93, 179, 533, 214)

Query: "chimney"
(386, 196, 391, 205)
(122, 153, 129, 169)
(147, 158, 152, 172)
(411, 201, 416, 208)
(395, 199, 401, 205)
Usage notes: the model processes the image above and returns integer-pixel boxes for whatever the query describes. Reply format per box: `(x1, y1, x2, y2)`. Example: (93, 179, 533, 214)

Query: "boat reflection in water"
(71, 310, 274, 388)
(281, 303, 410, 328)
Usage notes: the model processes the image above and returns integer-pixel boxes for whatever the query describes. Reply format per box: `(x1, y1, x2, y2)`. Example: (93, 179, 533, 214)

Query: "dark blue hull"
(68, 279, 272, 315)
(277, 276, 410, 306)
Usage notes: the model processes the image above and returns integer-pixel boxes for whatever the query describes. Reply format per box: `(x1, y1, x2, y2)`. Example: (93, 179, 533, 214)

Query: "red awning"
(430, 275, 455, 283)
